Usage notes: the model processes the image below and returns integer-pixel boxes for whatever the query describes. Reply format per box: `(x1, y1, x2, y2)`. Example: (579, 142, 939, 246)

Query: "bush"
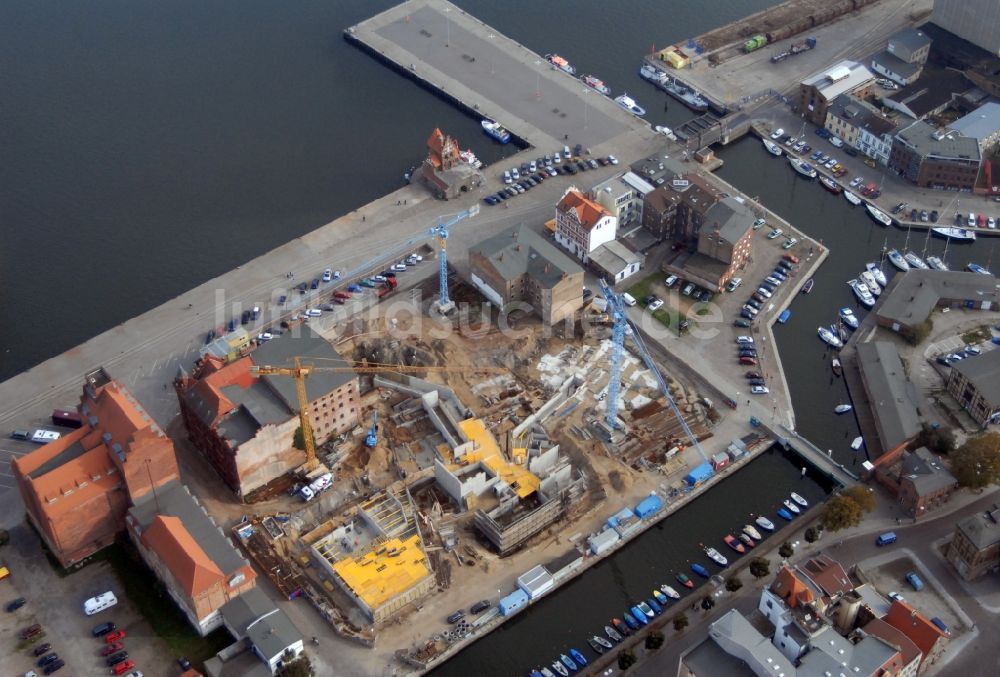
(673, 613, 689, 632)
(645, 630, 665, 650)
(749, 557, 770, 579)
(701, 596, 715, 610)
(725, 577, 743, 592)
(279, 656, 314, 677)
(779, 541, 794, 558)
(913, 423, 956, 455)
(804, 527, 820, 543)
(618, 649, 637, 671)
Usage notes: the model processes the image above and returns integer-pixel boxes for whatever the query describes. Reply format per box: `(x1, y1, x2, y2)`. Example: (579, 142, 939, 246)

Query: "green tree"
(804, 526, 820, 543)
(725, 576, 743, 592)
(701, 596, 716, 611)
(618, 650, 637, 671)
(822, 495, 865, 531)
(673, 613, 689, 632)
(645, 630, 665, 650)
(951, 433, 1000, 489)
(279, 656, 313, 677)
(292, 425, 315, 452)
(843, 486, 877, 512)
(913, 423, 957, 455)
(749, 557, 770, 579)
(779, 541, 794, 558)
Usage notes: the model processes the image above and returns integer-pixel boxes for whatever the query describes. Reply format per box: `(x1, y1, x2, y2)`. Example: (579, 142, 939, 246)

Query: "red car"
(111, 659, 135, 675)
(105, 629, 126, 644)
(101, 642, 124, 656)
(333, 291, 351, 300)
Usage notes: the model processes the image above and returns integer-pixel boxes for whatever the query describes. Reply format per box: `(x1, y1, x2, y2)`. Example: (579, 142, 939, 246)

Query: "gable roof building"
(554, 188, 618, 261)
(948, 348, 1000, 426)
(213, 588, 305, 676)
(855, 341, 923, 460)
(883, 600, 947, 661)
(949, 101, 1000, 152)
(875, 270, 998, 337)
(799, 60, 876, 125)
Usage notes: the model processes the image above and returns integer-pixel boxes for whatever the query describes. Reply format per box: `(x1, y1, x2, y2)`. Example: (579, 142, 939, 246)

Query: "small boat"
(646, 597, 663, 614)
(459, 149, 482, 169)
(905, 251, 929, 270)
(582, 74, 610, 96)
(839, 307, 859, 329)
(532, 670, 544, 677)
(791, 492, 808, 507)
(639, 63, 666, 83)
(851, 436, 864, 450)
(848, 279, 875, 308)
(818, 326, 843, 349)
(588, 637, 609, 654)
(615, 93, 646, 116)
(835, 404, 853, 414)
(887, 249, 910, 272)
(832, 358, 842, 376)
(819, 175, 842, 194)
(658, 74, 710, 111)
(801, 278, 815, 294)
(756, 516, 776, 531)
(653, 589, 669, 605)
(570, 648, 588, 666)
(546, 54, 576, 75)
(593, 634, 613, 649)
(629, 606, 649, 625)
(691, 563, 710, 578)
(606, 625, 624, 642)
(612, 618, 631, 636)
(743, 524, 763, 540)
(676, 572, 694, 588)
(789, 157, 818, 178)
(705, 547, 728, 566)
(866, 203, 893, 227)
(763, 138, 783, 156)
(778, 309, 791, 323)
(660, 584, 681, 599)
(844, 190, 862, 206)
(541, 669, 557, 677)
(926, 256, 949, 271)
(654, 125, 677, 140)
(560, 653, 578, 672)
(777, 507, 794, 521)
(552, 662, 569, 677)
(637, 601, 655, 618)
(740, 532, 756, 548)
(724, 534, 746, 554)
(860, 270, 881, 296)
(623, 612, 640, 630)
(866, 262, 887, 287)
(835, 323, 850, 343)
(968, 263, 993, 276)
(783, 499, 801, 514)
(932, 227, 976, 242)
(481, 118, 511, 144)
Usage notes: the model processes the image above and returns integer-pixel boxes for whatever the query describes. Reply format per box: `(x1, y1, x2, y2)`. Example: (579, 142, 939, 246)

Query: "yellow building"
(659, 48, 690, 69)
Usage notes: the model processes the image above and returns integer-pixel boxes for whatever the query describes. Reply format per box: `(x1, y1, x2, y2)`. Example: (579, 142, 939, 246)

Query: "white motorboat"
(755, 516, 776, 531)
(844, 190, 862, 206)
(789, 157, 817, 178)
(783, 499, 801, 514)
(743, 524, 763, 540)
(866, 203, 893, 227)
(480, 118, 511, 144)
(835, 404, 853, 414)
(860, 270, 881, 295)
(818, 326, 843, 348)
(839, 307, 859, 328)
(654, 125, 677, 140)
(851, 436, 864, 450)
(790, 492, 808, 507)
(615, 93, 646, 116)
(847, 279, 875, 308)
(968, 263, 993, 276)
(638, 63, 666, 83)
(705, 547, 728, 566)
(865, 262, 887, 286)
(659, 584, 681, 599)
(887, 249, 910, 272)
(763, 138, 783, 156)
(905, 251, 929, 269)
(926, 256, 949, 271)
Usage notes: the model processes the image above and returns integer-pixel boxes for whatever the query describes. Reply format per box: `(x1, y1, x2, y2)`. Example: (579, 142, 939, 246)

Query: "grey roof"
(951, 348, 1000, 404)
(217, 383, 290, 447)
(856, 341, 922, 451)
(883, 67, 971, 118)
(129, 480, 248, 578)
(682, 637, 758, 677)
(957, 507, 1000, 550)
(802, 60, 874, 101)
(894, 119, 981, 161)
(877, 270, 998, 328)
(899, 447, 958, 496)
(246, 607, 302, 660)
(872, 50, 922, 79)
(472, 223, 582, 288)
(950, 102, 1000, 142)
(708, 609, 795, 674)
(890, 27, 932, 54)
(221, 587, 277, 635)
(703, 197, 754, 245)
(252, 326, 356, 408)
(204, 646, 273, 677)
(799, 627, 899, 676)
(827, 94, 897, 136)
(589, 240, 644, 276)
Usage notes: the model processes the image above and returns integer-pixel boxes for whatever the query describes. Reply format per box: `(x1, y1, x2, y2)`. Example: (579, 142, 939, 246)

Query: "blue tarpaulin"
(634, 494, 663, 519)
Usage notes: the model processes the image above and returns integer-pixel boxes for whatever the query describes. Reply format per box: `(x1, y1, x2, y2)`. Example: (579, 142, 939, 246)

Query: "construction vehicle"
(364, 411, 379, 448)
(251, 360, 504, 471)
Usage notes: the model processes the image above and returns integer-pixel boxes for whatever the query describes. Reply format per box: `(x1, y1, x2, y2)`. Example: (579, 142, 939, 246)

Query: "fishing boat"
(783, 499, 801, 514)
(756, 516, 776, 531)
(606, 625, 623, 643)
(844, 190, 862, 206)
(629, 606, 649, 625)
(638, 63, 666, 84)
(778, 309, 791, 324)
(582, 74, 610, 96)
(660, 584, 681, 599)
(905, 251, 929, 269)
(705, 547, 728, 566)
(832, 358, 842, 376)
(647, 597, 663, 614)
(801, 278, 815, 294)
(611, 618, 630, 637)
(743, 524, 763, 540)
(839, 308, 859, 329)
(866, 262, 887, 287)
(789, 157, 818, 178)
(623, 612, 639, 630)
(676, 572, 694, 588)
(480, 118, 511, 144)
(590, 636, 612, 653)
(887, 249, 910, 271)
(777, 507, 795, 521)
(552, 661, 570, 677)
(691, 563, 710, 578)
(848, 279, 875, 308)
(541, 668, 557, 677)
(656, 73, 711, 111)
(615, 93, 646, 116)
(791, 492, 808, 507)
(926, 256, 949, 271)
(819, 175, 842, 194)
(762, 138, 783, 156)
(740, 532, 756, 548)
(968, 263, 993, 276)
(545, 54, 576, 75)
(932, 227, 976, 242)
(866, 203, 893, 226)
(818, 326, 843, 349)
(724, 534, 747, 554)
(653, 589, 669, 605)
(851, 436, 864, 450)
(559, 653, 578, 673)
(637, 601, 655, 618)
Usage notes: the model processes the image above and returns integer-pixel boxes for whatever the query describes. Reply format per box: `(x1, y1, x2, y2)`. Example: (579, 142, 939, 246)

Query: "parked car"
(751, 385, 770, 394)
(470, 600, 492, 614)
(93, 622, 117, 637)
(734, 319, 751, 328)
(33, 643, 52, 657)
(6, 597, 26, 612)
(647, 298, 664, 312)
(43, 662, 65, 676)
(105, 630, 126, 643)
(37, 654, 60, 668)
(905, 572, 924, 591)
(106, 652, 129, 667)
(102, 642, 125, 656)
(111, 659, 135, 675)
(447, 610, 466, 624)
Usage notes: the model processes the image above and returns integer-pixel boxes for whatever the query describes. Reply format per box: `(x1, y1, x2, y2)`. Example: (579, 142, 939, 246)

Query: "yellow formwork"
(332, 534, 432, 608)
(456, 419, 540, 499)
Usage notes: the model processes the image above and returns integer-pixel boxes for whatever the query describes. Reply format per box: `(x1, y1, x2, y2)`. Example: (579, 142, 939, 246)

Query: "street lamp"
(488, 33, 495, 75)
(444, 7, 450, 47)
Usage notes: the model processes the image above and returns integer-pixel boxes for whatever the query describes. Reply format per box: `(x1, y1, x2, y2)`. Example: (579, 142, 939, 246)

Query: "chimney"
(515, 244, 521, 251)
(544, 263, 549, 273)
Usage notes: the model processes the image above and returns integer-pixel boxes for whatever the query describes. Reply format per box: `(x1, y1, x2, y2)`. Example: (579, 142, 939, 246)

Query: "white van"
(621, 293, 637, 307)
(84, 591, 118, 616)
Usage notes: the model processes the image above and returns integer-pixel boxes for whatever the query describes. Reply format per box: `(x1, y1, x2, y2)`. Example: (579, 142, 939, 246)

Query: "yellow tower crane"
(251, 359, 505, 472)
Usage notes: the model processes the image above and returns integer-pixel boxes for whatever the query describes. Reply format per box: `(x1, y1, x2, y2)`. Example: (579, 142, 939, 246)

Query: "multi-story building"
(468, 223, 584, 325)
(873, 447, 959, 519)
(554, 189, 617, 262)
(799, 61, 876, 126)
(12, 367, 181, 567)
(590, 172, 656, 232)
(871, 28, 932, 86)
(948, 506, 1000, 580)
(933, 0, 1000, 57)
(414, 128, 482, 199)
(875, 270, 998, 339)
(947, 348, 1000, 426)
(855, 341, 923, 460)
(663, 196, 754, 292)
(824, 94, 897, 164)
(176, 327, 360, 497)
(888, 120, 982, 190)
(949, 101, 1000, 154)
(641, 173, 722, 242)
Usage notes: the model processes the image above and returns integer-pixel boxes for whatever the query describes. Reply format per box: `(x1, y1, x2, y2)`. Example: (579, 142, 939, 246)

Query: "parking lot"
(864, 553, 964, 639)
(486, 147, 620, 207)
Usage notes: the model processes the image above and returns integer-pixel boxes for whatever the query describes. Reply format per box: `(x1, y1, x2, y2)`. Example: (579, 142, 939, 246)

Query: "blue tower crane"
(428, 205, 480, 311)
(598, 280, 708, 462)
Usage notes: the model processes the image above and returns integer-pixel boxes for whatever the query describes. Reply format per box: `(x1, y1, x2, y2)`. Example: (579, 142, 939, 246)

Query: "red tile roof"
(557, 189, 611, 231)
(884, 600, 946, 658)
(863, 617, 922, 667)
(770, 565, 814, 608)
(142, 515, 225, 597)
(799, 554, 853, 596)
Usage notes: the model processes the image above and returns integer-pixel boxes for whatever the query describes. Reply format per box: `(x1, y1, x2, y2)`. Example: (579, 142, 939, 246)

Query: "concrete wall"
(235, 417, 303, 495)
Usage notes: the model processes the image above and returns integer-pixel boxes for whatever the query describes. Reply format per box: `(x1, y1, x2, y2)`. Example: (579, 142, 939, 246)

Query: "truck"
(743, 35, 768, 53)
(771, 37, 817, 63)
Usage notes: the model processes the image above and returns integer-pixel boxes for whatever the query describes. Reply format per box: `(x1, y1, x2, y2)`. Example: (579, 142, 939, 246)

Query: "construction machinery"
(251, 359, 505, 471)
(428, 205, 480, 312)
(364, 411, 379, 448)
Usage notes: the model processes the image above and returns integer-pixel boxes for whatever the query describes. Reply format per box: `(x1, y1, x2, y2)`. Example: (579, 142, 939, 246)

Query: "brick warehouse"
(12, 367, 180, 567)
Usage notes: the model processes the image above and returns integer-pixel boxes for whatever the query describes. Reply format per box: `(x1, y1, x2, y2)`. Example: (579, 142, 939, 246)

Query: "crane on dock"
(251, 359, 505, 471)
(597, 280, 708, 462)
(429, 205, 480, 312)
